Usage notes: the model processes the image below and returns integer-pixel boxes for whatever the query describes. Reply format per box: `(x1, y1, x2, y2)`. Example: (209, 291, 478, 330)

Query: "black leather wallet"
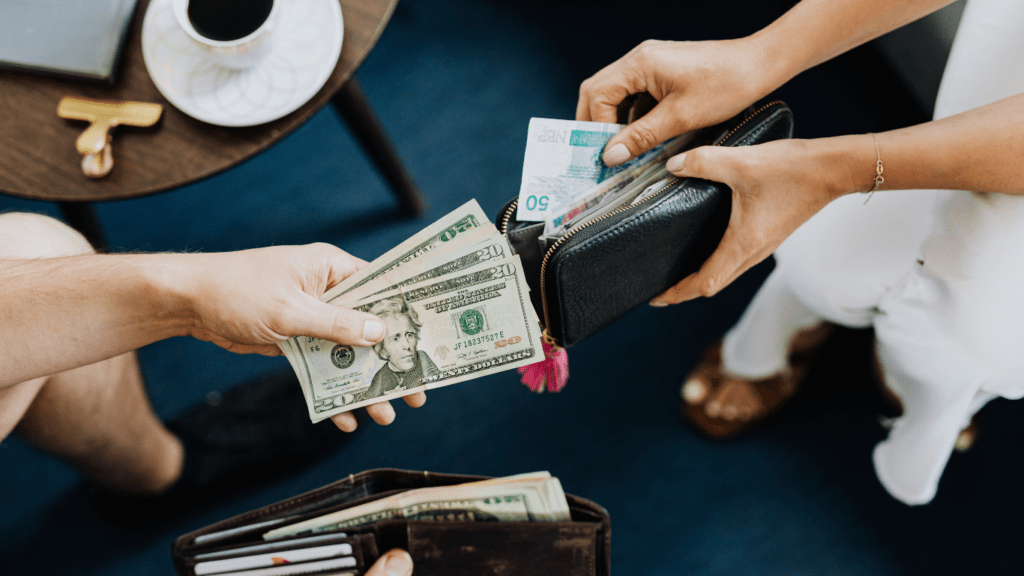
(496, 100, 794, 347)
(172, 468, 611, 576)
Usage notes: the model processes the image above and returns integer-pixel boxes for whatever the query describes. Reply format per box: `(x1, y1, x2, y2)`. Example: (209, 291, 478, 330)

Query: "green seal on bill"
(459, 309, 485, 336)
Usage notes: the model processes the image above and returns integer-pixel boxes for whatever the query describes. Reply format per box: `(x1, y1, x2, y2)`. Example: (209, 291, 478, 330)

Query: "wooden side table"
(0, 0, 423, 249)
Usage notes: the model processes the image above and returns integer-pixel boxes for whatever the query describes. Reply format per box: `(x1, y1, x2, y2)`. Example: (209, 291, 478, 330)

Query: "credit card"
(193, 533, 350, 561)
(195, 544, 353, 575)
(201, 557, 357, 576)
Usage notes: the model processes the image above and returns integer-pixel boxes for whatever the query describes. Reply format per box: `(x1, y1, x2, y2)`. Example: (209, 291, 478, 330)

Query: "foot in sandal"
(680, 323, 834, 439)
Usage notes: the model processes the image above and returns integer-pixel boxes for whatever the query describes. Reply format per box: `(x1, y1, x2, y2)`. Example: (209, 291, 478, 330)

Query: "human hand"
(577, 37, 777, 166)
(181, 242, 427, 430)
(650, 137, 868, 304)
(366, 549, 413, 576)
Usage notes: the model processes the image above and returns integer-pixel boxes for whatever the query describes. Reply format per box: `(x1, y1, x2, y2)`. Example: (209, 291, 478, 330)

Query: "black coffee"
(188, 0, 274, 42)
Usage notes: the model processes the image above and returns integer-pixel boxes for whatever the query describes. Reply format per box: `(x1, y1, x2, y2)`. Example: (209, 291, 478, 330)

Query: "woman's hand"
(650, 136, 872, 304)
(577, 37, 780, 166)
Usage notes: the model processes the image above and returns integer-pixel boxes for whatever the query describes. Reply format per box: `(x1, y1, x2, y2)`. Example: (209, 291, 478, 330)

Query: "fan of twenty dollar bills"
(279, 200, 545, 423)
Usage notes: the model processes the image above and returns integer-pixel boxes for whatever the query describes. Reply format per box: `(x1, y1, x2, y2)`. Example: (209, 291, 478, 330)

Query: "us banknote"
(263, 473, 571, 540)
(283, 257, 542, 422)
(280, 201, 494, 370)
(321, 200, 492, 303)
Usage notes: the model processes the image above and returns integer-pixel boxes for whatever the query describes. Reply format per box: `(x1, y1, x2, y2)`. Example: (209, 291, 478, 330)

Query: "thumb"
(366, 549, 413, 576)
(286, 296, 386, 347)
(602, 101, 685, 166)
(664, 145, 735, 184)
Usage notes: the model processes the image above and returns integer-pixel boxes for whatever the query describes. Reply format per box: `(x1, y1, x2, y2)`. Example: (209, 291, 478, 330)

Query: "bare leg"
(0, 213, 182, 494)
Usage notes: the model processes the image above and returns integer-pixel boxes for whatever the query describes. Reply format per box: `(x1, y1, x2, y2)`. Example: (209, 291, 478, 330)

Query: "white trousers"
(721, 0, 1024, 505)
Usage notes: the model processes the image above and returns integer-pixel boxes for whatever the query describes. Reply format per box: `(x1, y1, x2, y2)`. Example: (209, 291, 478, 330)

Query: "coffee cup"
(172, 0, 281, 70)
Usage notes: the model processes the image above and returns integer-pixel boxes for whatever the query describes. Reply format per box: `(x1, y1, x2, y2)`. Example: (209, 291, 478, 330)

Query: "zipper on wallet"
(502, 101, 785, 344)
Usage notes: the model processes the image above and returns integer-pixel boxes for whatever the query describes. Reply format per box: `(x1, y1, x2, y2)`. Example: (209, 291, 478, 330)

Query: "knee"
(0, 377, 47, 441)
(0, 212, 94, 259)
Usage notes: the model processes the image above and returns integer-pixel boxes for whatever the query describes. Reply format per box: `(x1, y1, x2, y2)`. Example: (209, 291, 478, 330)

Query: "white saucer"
(142, 0, 343, 127)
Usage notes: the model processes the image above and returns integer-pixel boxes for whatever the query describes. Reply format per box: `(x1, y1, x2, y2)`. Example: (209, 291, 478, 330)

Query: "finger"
(666, 145, 737, 183)
(403, 391, 427, 408)
(365, 401, 397, 426)
(331, 411, 358, 432)
(585, 70, 647, 126)
(576, 85, 592, 121)
(602, 101, 686, 166)
(589, 94, 624, 125)
(318, 245, 366, 289)
(365, 549, 413, 576)
(210, 340, 283, 357)
(287, 297, 386, 347)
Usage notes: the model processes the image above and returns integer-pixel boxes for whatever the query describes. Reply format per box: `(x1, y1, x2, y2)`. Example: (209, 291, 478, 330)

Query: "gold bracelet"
(864, 133, 884, 204)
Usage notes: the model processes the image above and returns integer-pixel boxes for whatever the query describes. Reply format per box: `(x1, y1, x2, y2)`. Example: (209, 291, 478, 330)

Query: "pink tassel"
(518, 340, 569, 392)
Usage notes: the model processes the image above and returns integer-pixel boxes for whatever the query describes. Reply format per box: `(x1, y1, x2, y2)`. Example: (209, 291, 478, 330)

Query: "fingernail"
(386, 551, 413, 576)
(649, 301, 669, 307)
(603, 143, 631, 166)
(666, 153, 686, 174)
(363, 319, 384, 341)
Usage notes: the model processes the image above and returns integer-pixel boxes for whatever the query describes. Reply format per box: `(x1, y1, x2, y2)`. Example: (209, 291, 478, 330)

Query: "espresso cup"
(172, 0, 281, 70)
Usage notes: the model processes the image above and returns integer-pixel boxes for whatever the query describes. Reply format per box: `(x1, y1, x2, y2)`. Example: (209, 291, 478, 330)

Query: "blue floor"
(2, 0, 1022, 574)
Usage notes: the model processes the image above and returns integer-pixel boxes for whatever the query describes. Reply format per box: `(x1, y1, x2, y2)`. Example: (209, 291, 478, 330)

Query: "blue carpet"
(2, 1, 1021, 574)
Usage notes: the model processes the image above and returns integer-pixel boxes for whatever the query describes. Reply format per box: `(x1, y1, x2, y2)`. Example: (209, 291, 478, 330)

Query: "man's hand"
(577, 38, 776, 166)
(182, 243, 427, 431)
(366, 549, 413, 576)
(185, 243, 381, 356)
(650, 137, 866, 304)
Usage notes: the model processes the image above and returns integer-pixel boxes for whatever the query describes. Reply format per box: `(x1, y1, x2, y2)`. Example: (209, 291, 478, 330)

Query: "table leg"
(58, 202, 108, 251)
(332, 78, 425, 216)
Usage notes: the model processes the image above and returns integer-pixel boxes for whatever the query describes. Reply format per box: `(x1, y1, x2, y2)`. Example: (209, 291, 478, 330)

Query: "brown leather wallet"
(172, 468, 611, 576)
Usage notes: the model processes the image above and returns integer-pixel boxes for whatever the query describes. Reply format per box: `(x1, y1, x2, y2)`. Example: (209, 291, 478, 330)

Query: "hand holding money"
(184, 244, 388, 357)
(279, 200, 544, 429)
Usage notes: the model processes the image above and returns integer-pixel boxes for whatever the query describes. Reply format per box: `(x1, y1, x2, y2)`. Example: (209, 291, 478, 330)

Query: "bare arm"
(757, 0, 960, 87)
(0, 244, 384, 387)
(579, 0, 959, 164)
(651, 91, 1024, 304)
(0, 244, 425, 431)
(1, 254, 191, 386)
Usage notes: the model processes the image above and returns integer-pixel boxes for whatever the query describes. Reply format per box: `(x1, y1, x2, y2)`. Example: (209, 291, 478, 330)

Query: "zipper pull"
(518, 329, 570, 392)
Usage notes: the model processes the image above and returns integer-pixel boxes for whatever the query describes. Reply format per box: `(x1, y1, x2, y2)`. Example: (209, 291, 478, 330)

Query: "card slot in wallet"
(187, 533, 368, 563)
(178, 534, 380, 576)
(185, 538, 368, 576)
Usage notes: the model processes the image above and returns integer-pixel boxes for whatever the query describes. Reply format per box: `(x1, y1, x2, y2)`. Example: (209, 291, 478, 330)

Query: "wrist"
(735, 33, 786, 102)
(806, 135, 880, 202)
(142, 254, 202, 338)
(746, 28, 801, 97)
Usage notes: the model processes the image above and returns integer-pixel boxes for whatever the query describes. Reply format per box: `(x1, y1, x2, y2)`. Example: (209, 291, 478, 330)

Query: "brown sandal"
(680, 323, 834, 440)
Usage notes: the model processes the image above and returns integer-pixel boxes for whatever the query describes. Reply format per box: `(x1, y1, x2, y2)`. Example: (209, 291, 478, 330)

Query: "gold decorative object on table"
(57, 97, 163, 178)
